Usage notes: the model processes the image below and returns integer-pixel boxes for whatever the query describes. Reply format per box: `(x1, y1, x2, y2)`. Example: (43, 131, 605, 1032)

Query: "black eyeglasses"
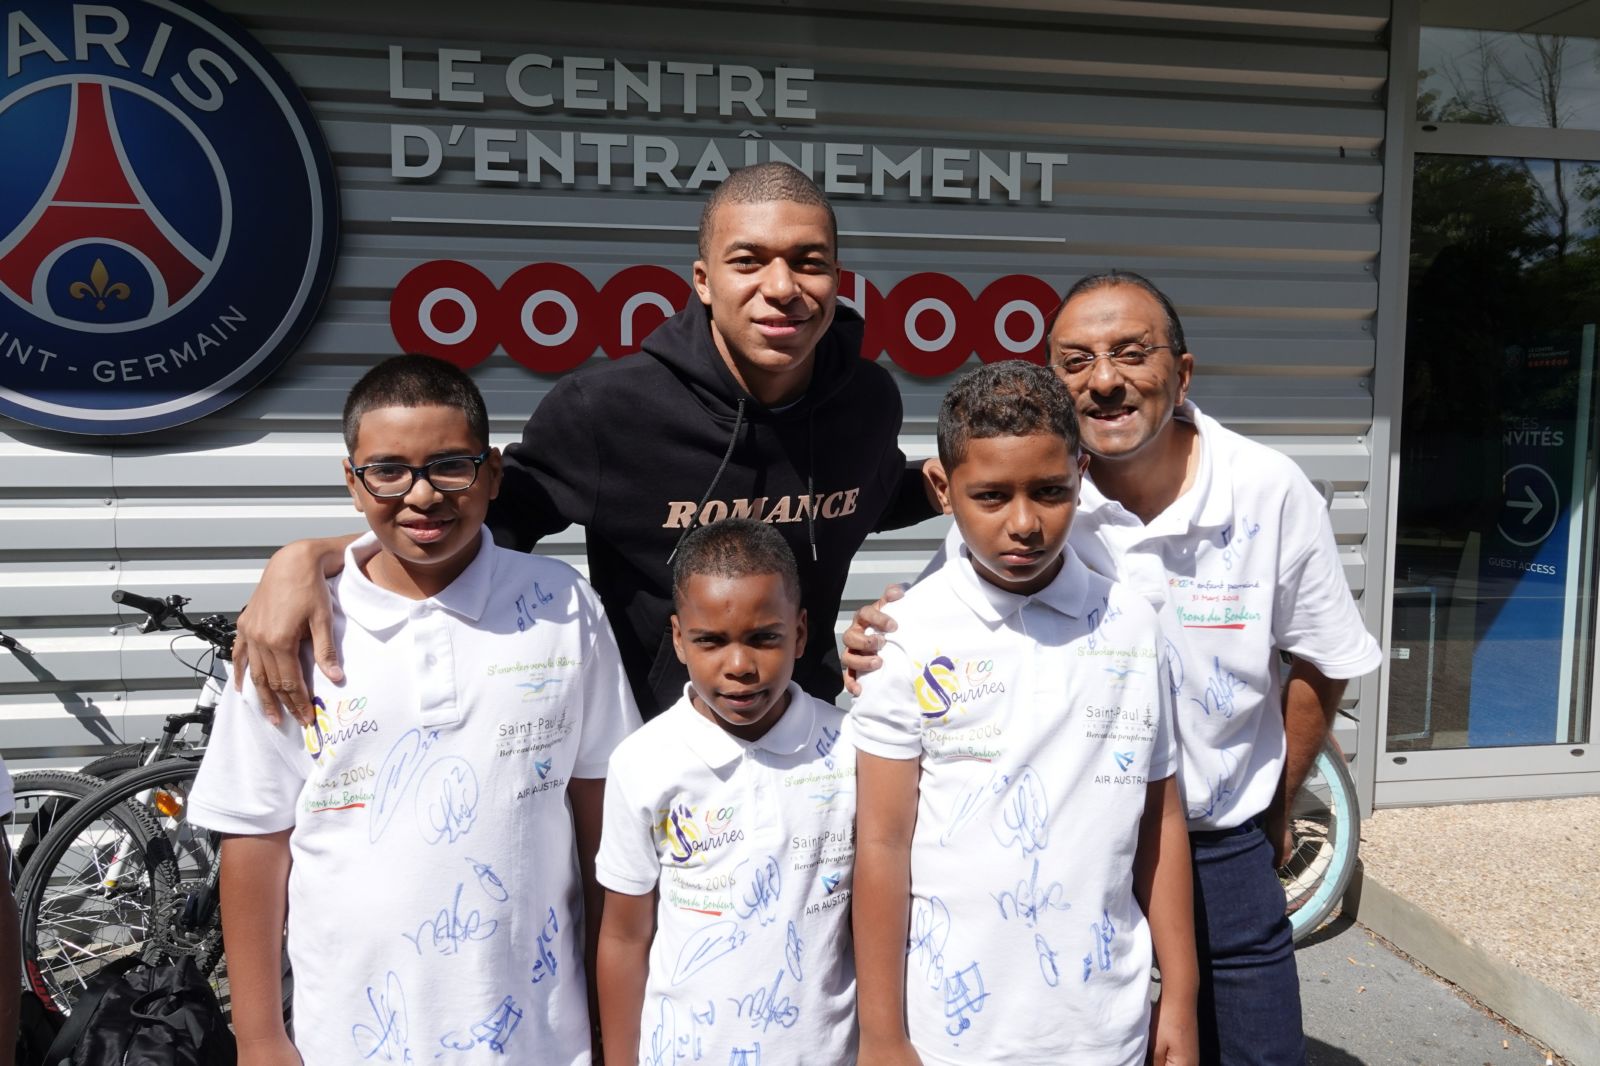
(348, 451, 490, 498)
(1050, 342, 1174, 376)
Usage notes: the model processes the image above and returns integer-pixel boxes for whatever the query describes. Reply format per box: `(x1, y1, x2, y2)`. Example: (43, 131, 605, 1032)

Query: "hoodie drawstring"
(806, 411, 817, 563)
(668, 398, 746, 566)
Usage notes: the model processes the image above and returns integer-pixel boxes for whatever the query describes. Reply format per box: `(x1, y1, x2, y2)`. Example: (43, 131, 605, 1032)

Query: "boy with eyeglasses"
(190, 354, 641, 1066)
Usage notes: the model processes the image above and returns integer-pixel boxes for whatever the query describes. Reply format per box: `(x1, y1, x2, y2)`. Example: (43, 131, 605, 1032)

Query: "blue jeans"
(1190, 818, 1306, 1065)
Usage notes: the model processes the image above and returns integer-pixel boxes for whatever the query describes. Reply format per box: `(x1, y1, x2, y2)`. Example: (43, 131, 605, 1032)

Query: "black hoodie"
(488, 301, 933, 717)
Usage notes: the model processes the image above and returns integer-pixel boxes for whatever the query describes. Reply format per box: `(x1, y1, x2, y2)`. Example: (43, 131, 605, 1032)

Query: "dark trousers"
(1190, 819, 1307, 1066)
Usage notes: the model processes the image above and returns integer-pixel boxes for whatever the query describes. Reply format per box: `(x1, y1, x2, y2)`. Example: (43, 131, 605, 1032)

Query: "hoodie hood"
(641, 300, 867, 423)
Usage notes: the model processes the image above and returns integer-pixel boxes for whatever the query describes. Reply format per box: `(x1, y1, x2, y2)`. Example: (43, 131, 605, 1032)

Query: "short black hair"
(342, 354, 489, 455)
(672, 519, 802, 611)
(1050, 269, 1187, 357)
(698, 162, 838, 259)
(937, 360, 1080, 469)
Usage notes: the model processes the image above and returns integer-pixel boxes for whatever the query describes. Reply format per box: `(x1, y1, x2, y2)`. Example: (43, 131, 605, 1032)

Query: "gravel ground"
(1359, 796, 1600, 1019)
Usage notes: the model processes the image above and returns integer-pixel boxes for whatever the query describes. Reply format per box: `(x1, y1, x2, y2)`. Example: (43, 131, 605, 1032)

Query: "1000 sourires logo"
(0, 1, 337, 434)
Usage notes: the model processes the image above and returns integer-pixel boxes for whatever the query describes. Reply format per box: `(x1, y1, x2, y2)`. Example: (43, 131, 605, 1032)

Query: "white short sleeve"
(0, 756, 13, 818)
(572, 588, 642, 779)
(849, 634, 924, 761)
(188, 665, 312, 835)
(593, 744, 660, 896)
(1272, 477, 1384, 680)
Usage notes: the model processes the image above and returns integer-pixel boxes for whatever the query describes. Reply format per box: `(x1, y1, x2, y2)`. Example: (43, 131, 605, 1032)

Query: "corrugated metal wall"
(0, 0, 1391, 766)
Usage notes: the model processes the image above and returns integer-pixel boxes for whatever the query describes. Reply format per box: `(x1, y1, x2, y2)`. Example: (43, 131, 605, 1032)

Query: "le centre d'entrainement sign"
(384, 46, 1075, 379)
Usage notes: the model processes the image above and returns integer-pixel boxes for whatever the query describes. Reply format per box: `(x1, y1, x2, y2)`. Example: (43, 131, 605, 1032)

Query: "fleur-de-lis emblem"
(69, 259, 131, 311)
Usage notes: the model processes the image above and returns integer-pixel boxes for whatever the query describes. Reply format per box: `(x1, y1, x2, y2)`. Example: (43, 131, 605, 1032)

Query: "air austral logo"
(0, 1, 337, 435)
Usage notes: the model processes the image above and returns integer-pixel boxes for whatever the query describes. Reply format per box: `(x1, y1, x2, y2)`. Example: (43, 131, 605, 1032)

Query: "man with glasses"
(847, 270, 1381, 1064)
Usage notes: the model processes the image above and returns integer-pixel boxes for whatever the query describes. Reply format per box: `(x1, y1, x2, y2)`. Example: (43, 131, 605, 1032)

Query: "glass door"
(1381, 18, 1600, 798)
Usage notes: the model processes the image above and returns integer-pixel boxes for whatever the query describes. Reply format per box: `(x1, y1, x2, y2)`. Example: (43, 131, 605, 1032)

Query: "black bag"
(17, 989, 65, 1066)
(43, 955, 237, 1066)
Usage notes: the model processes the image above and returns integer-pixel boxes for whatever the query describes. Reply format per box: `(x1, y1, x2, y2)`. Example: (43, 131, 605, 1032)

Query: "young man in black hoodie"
(235, 163, 933, 721)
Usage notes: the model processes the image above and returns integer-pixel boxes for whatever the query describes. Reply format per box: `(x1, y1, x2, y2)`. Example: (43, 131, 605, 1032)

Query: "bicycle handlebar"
(111, 589, 236, 659)
(111, 588, 170, 621)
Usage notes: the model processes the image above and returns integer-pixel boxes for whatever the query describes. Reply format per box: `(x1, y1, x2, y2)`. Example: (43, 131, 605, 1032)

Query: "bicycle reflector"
(153, 790, 184, 818)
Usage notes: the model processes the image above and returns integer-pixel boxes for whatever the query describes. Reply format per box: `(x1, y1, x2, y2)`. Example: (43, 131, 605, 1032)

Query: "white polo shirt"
(1071, 401, 1383, 829)
(852, 546, 1176, 1066)
(596, 685, 857, 1066)
(190, 529, 640, 1066)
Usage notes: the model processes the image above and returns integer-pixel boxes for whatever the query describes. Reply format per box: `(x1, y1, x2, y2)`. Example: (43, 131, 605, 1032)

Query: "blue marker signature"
(784, 920, 804, 982)
(401, 882, 499, 956)
(1192, 656, 1247, 720)
(1160, 638, 1185, 705)
(672, 920, 749, 986)
(728, 1045, 762, 1065)
(728, 970, 800, 1033)
(1219, 516, 1262, 571)
(908, 895, 952, 991)
(1092, 909, 1117, 973)
(943, 962, 989, 1037)
(814, 724, 840, 765)
(992, 857, 1071, 928)
(1035, 934, 1060, 988)
(370, 728, 436, 843)
(1189, 749, 1240, 821)
(733, 855, 782, 927)
(351, 971, 411, 1062)
(439, 995, 522, 1054)
(418, 757, 479, 844)
(528, 906, 560, 985)
(992, 766, 1049, 857)
(941, 769, 1006, 847)
(645, 996, 703, 1066)
(467, 857, 508, 902)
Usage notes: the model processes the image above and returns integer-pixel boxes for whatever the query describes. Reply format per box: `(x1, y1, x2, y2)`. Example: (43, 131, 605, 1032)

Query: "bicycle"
(11, 590, 236, 1011)
(1280, 732, 1361, 941)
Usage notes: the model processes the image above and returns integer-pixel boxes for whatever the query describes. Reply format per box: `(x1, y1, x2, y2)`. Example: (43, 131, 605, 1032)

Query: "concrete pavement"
(1299, 916, 1563, 1065)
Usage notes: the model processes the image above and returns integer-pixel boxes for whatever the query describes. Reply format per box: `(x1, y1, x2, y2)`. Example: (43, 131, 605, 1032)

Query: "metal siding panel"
(0, 0, 1387, 765)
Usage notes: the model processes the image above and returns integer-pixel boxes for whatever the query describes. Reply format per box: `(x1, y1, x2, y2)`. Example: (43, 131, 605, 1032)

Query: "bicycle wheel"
(78, 745, 151, 780)
(1280, 739, 1361, 941)
(17, 774, 178, 1011)
(5, 770, 109, 887)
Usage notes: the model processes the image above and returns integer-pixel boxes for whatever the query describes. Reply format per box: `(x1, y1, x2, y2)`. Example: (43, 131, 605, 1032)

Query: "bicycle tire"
(1280, 740, 1361, 941)
(17, 772, 178, 1011)
(17, 757, 223, 1012)
(4, 770, 110, 887)
(78, 746, 151, 780)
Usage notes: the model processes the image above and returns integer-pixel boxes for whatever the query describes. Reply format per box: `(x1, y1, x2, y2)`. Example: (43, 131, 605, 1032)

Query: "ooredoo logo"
(390, 260, 1059, 378)
(0, 1, 338, 434)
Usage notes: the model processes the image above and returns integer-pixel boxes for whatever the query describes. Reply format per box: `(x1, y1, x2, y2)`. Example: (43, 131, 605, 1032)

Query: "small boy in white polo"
(190, 355, 640, 1066)
(595, 519, 856, 1066)
(851, 361, 1198, 1066)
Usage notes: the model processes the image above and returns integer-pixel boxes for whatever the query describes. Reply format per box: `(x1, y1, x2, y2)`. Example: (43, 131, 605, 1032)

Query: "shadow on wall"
(0, 639, 120, 748)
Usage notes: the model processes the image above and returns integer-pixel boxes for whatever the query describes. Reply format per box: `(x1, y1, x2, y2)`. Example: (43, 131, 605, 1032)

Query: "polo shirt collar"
(945, 540, 1092, 623)
(337, 527, 498, 634)
(676, 683, 816, 770)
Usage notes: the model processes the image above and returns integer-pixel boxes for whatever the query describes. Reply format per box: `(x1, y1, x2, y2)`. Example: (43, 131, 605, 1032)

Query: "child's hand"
(237, 1031, 303, 1066)
(1148, 996, 1199, 1066)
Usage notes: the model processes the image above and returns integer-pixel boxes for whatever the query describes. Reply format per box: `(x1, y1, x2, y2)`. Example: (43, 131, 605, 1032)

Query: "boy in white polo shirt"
(190, 355, 640, 1066)
(595, 519, 856, 1066)
(852, 361, 1198, 1066)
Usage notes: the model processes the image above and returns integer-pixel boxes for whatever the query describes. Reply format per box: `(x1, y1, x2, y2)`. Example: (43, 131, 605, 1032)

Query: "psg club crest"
(0, 1, 338, 434)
